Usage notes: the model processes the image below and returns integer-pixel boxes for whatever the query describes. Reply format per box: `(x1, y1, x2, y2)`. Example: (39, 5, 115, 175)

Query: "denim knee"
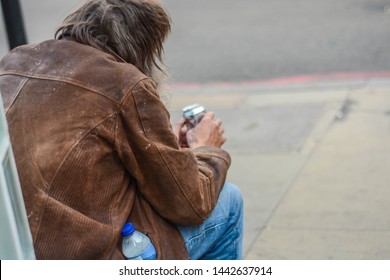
(177, 182, 244, 260)
(222, 182, 244, 215)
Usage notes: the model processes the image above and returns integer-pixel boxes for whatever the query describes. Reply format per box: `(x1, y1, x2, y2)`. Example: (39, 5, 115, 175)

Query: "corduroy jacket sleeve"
(114, 78, 231, 226)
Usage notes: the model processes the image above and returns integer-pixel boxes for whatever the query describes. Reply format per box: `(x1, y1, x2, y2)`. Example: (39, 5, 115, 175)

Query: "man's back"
(0, 39, 148, 259)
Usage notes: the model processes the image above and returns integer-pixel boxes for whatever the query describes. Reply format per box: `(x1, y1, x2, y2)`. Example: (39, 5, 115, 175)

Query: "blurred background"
(1, 0, 390, 83)
(1, 0, 390, 260)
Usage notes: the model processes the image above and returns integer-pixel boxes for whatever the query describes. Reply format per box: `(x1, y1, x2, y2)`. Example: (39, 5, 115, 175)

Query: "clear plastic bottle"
(121, 223, 157, 260)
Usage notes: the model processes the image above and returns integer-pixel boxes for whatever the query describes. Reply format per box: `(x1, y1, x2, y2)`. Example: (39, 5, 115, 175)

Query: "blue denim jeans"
(177, 183, 244, 260)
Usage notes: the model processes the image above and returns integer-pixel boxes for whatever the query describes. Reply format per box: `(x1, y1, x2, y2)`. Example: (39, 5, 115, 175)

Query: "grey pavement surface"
(167, 79, 390, 260)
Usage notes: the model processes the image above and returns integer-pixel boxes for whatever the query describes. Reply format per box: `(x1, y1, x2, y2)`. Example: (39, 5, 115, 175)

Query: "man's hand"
(186, 111, 226, 149)
(173, 117, 190, 148)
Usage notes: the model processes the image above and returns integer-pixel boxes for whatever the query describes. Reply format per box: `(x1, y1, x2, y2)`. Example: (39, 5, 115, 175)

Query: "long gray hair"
(55, 0, 171, 80)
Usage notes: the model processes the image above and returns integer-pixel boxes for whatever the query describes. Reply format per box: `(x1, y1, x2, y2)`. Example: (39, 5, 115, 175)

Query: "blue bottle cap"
(121, 223, 136, 237)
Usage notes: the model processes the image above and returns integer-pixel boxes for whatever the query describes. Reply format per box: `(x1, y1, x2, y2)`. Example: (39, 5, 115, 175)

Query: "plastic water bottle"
(121, 223, 157, 260)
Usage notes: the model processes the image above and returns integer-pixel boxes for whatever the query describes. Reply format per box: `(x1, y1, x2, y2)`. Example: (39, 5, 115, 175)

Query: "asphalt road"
(163, 0, 390, 83)
(1, 0, 390, 84)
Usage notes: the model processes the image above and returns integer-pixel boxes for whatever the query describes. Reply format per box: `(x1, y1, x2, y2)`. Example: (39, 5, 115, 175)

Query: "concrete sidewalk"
(167, 79, 390, 260)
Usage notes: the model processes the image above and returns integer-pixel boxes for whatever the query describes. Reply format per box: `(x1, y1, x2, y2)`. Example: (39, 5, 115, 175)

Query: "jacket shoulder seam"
(1, 76, 29, 116)
(0, 70, 135, 105)
(48, 111, 119, 188)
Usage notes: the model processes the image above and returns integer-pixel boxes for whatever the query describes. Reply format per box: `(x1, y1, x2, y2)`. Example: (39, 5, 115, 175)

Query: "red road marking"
(170, 71, 390, 90)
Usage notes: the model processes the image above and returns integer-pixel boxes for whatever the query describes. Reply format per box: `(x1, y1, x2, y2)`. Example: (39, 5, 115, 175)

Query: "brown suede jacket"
(0, 40, 231, 259)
